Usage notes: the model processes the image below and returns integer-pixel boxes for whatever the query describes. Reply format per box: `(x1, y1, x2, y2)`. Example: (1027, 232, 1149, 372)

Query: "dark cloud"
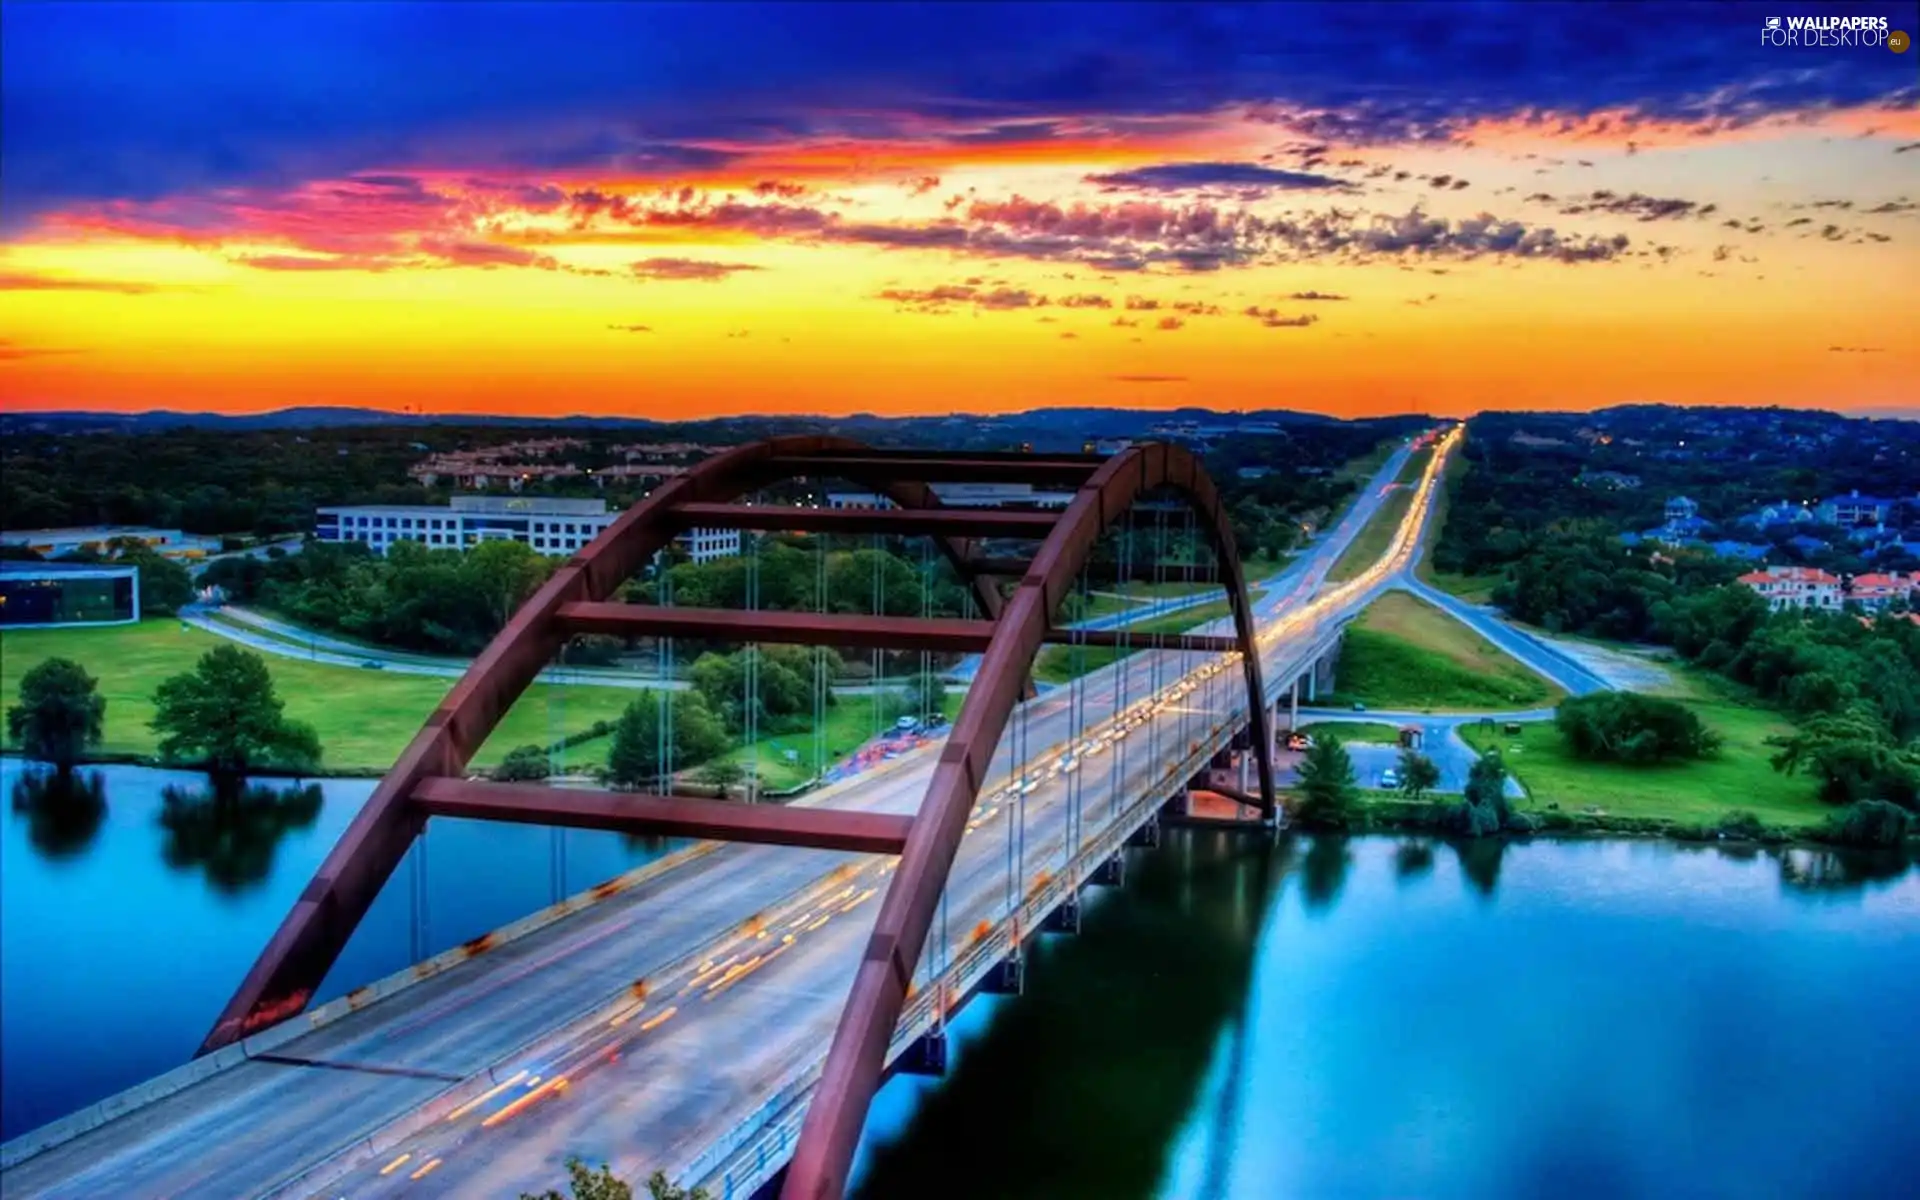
(1111, 316, 1141, 327)
(1059, 293, 1113, 308)
(1111, 373, 1186, 382)
(607, 323, 653, 332)
(1864, 200, 1917, 215)
(875, 283, 1046, 311)
(1243, 306, 1318, 328)
(420, 238, 559, 269)
(1288, 290, 1347, 301)
(1895, 142, 1920, 154)
(0, 271, 166, 293)
(7, 2, 1915, 230)
(1828, 345, 1885, 353)
(630, 257, 763, 281)
(1557, 190, 1705, 221)
(1085, 162, 1356, 193)
(1059, 331, 1078, 339)
(1156, 316, 1185, 331)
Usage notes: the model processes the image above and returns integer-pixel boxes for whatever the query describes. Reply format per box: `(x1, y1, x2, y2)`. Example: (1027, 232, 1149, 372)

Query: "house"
(1706, 540, 1769, 561)
(1847, 572, 1915, 611)
(1735, 565, 1842, 611)
(1664, 495, 1699, 524)
(1818, 489, 1894, 527)
(1742, 500, 1815, 529)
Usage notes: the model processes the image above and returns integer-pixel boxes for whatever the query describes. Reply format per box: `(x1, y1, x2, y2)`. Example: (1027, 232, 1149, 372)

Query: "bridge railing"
(689, 622, 1347, 1196)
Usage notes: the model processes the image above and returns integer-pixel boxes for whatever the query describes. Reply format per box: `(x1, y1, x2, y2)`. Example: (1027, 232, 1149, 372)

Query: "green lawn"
(1298, 720, 1402, 744)
(1325, 485, 1416, 584)
(1327, 592, 1565, 712)
(1033, 592, 1264, 685)
(1425, 572, 1502, 604)
(713, 690, 967, 790)
(1393, 446, 1435, 486)
(0, 620, 644, 772)
(1457, 672, 1827, 828)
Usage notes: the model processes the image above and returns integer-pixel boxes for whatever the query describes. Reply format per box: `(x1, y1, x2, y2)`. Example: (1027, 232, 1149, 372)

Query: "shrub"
(1819, 800, 1913, 848)
(1554, 692, 1720, 764)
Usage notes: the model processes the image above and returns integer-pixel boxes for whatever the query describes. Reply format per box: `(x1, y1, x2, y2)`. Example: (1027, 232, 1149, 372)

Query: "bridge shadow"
(10, 769, 108, 860)
(853, 829, 1288, 1199)
(157, 780, 323, 894)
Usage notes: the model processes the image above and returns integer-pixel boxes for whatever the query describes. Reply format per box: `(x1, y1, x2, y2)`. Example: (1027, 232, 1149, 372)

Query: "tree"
(150, 645, 322, 787)
(120, 548, 195, 616)
(7, 657, 105, 778)
(606, 693, 730, 787)
(517, 1159, 711, 1200)
(696, 759, 746, 795)
(895, 670, 947, 723)
(1396, 748, 1440, 802)
(465, 538, 554, 631)
(494, 744, 552, 782)
(1293, 735, 1357, 829)
(1554, 692, 1720, 764)
(1768, 711, 1920, 809)
(1454, 748, 1526, 837)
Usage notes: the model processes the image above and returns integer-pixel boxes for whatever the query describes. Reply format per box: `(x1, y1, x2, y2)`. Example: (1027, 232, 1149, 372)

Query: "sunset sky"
(2, 1, 1916, 420)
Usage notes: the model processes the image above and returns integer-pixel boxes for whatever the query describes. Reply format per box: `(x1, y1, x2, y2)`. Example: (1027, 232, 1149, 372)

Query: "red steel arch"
(198, 436, 1276, 1200)
(781, 440, 1274, 1199)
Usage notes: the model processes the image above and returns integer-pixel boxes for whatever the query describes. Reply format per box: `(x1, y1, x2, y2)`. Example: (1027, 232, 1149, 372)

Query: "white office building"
(315, 496, 741, 563)
(826, 482, 1075, 511)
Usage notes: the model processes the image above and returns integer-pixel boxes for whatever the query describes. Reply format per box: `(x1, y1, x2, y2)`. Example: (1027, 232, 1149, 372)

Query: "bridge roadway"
(0, 433, 1445, 1200)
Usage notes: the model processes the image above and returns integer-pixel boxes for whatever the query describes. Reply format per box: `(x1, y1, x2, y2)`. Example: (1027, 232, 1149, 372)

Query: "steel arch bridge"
(203, 436, 1277, 1199)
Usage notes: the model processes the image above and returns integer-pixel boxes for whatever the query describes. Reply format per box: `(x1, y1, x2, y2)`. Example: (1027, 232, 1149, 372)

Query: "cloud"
(1156, 316, 1185, 331)
(1287, 290, 1347, 301)
(6, 2, 1916, 229)
(607, 323, 653, 333)
(874, 283, 1046, 311)
(1893, 142, 1920, 154)
(1828, 345, 1886, 353)
(1557, 190, 1709, 221)
(629, 257, 763, 281)
(1111, 316, 1141, 327)
(1085, 162, 1356, 193)
(751, 180, 808, 199)
(1058, 293, 1113, 308)
(420, 238, 559, 269)
(1243, 306, 1318, 328)
(1110, 374, 1186, 382)
(233, 252, 401, 271)
(0, 271, 164, 293)
(907, 175, 942, 196)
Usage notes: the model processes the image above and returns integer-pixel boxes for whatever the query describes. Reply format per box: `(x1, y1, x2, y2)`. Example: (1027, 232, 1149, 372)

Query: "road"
(1290, 706, 1541, 797)
(0, 432, 1445, 1200)
(1399, 576, 1609, 696)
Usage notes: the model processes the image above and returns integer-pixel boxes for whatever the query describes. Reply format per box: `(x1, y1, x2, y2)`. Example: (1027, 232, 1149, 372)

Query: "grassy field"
(713, 691, 968, 790)
(1393, 446, 1434, 485)
(1324, 485, 1416, 584)
(1033, 592, 1263, 685)
(0, 620, 643, 772)
(1326, 592, 1565, 712)
(1297, 720, 1402, 744)
(1457, 667, 1826, 828)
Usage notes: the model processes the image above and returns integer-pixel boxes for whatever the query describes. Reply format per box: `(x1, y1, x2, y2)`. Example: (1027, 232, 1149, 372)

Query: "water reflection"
(10, 769, 107, 859)
(856, 832, 1280, 1199)
(858, 833, 1920, 1200)
(157, 780, 324, 894)
(1392, 837, 1436, 883)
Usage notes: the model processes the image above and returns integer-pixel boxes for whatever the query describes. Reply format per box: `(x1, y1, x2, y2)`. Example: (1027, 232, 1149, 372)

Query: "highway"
(0, 431, 1447, 1200)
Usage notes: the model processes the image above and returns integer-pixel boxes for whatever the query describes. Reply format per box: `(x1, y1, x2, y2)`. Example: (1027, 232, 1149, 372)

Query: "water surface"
(853, 832, 1920, 1199)
(0, 758, 675, 1141)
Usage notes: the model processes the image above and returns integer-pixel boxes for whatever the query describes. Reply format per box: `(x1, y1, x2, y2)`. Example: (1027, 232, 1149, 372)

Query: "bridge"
(1, 426, 1458, 1199)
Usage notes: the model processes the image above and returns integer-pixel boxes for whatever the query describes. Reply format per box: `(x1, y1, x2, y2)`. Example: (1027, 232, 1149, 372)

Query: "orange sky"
(3, 108, 1916, 420)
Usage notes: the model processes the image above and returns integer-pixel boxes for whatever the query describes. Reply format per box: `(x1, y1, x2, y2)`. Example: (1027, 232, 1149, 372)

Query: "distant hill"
(0, 403, 1363, 439)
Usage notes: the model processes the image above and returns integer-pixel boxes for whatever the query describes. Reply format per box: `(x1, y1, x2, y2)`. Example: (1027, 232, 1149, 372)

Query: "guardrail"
(686, 627, 1345, 1196)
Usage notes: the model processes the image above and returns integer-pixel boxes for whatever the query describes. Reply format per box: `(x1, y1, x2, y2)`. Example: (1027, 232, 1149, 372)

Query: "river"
(5, 760, 1917, 1197)
(0, 758, 679, 1142)
(851, 830, 1920, 1198)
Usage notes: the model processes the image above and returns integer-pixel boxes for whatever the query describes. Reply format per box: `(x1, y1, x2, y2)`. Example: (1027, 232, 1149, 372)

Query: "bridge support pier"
(1091, 853, 1125, 888)
(1127, 814, 1162, 849)
(1306, 658, 1319, 703)
(1043, 894, 1082, 935)
(983, 953, 1025, 995)
(897, 1028, 948, 1078)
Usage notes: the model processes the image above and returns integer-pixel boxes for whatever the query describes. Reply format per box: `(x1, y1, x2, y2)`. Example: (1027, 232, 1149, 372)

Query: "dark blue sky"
(4, 1, 1915, 226)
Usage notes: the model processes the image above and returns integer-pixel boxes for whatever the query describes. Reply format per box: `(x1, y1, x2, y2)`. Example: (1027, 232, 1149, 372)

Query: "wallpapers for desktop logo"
(1759, 14, 1903, 49)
